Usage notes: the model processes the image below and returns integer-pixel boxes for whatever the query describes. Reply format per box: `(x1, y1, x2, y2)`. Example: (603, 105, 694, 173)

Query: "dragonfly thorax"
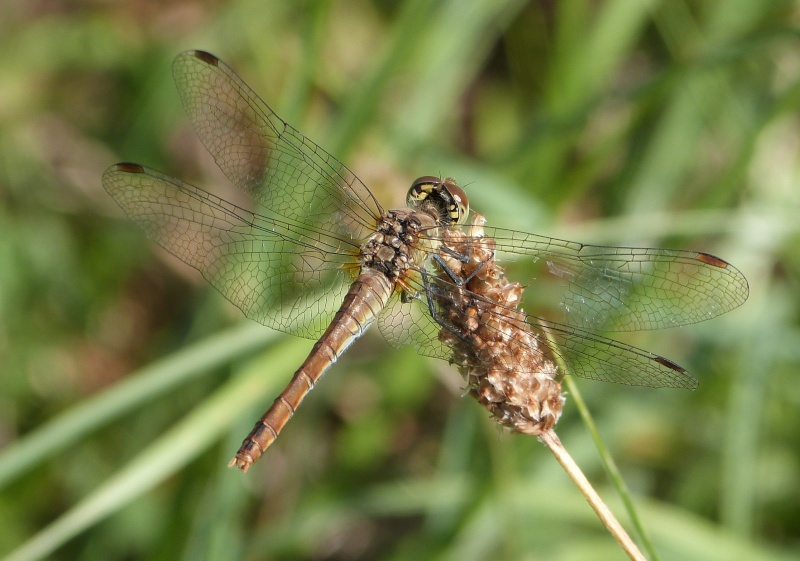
(360, 208, 438, 281)
(407, 176, 470, 226)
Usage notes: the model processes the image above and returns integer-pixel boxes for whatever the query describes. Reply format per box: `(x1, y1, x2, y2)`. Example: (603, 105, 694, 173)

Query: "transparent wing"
(172, 50, 383, 236)
(448, 227, 750, 332)
(392, 272, 698, 389)
(378, 290, 453, 363)
(106, 50, 747, 391)
(102, 163, 361, 339)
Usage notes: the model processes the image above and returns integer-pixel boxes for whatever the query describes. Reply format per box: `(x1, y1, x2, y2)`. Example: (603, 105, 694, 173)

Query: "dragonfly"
(103, 51, 749, 472)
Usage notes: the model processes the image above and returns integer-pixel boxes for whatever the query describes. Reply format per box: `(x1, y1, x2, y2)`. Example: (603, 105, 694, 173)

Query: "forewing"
(102, 164, 360, 339)
(172, 50, 382, 238)
(478, 227, 749, 332)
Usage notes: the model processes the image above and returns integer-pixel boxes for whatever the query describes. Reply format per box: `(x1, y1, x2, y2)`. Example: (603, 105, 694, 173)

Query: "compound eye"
(406, 176, 469, 225)
(407, 176, 441, 210)
(407, 176, 442, 205)
(441, 179, 470, 224)
(412, 176, 442, 189)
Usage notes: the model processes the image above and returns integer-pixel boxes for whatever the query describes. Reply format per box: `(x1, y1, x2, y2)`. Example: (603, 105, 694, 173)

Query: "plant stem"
(539, 430, 647, 561)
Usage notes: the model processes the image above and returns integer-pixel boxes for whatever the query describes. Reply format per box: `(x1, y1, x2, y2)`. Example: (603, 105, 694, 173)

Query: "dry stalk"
(433, 208, 647, 561)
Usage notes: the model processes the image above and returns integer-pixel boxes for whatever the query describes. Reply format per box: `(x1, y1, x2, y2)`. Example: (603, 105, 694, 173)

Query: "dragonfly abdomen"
(229, 268, 393, 472)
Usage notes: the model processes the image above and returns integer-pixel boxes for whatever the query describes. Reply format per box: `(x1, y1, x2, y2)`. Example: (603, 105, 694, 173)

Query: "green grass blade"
(0, 322, 277, 487)
(3, 337, 308, 561)
(566, 377, 660, 561)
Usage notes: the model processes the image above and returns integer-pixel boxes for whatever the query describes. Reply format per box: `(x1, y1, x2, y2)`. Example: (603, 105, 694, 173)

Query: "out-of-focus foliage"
(1, 1, 799, 560)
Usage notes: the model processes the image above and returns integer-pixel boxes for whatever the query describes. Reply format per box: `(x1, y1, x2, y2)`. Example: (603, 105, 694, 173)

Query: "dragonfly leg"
(397, 277, 421, 304)
(420, 268, 473, 344)
(433, 252, 488, 287)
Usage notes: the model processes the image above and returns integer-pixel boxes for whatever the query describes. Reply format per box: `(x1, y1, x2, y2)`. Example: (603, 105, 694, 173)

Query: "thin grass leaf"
(4, 337, 309, 561)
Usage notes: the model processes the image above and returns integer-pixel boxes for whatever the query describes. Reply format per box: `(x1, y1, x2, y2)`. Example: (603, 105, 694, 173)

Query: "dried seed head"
(434, 214, 565, 435)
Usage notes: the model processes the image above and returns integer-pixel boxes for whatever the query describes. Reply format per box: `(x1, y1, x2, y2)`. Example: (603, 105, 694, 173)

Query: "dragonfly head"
(406, 176, 470, 226)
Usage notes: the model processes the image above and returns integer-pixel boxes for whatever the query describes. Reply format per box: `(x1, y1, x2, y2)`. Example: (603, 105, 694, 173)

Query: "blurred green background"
(1, 1, 799, 560)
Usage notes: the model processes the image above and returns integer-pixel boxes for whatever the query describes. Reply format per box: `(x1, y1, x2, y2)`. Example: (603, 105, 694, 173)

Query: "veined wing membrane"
(102, 163, 362, 339)
(172, 50, 383, 237)
(468, 227, 750, 332)
(377, 288, 452, 365)
(395, 272, 697, 389)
